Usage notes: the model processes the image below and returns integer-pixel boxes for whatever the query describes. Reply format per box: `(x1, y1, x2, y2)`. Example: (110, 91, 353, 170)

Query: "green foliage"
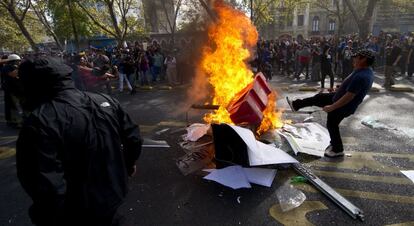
(48, 0, 95, 40)
(0, 7, 45, 51)
(76, 0, 145, 41)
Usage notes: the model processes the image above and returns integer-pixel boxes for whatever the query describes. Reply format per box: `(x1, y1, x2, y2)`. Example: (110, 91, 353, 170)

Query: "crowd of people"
(67, 40, 180, 95)
(2, 32, 414, 128)
(0, 40, 181, 127)
(0, 31, 413, 225)
(255, 31, 414, 90)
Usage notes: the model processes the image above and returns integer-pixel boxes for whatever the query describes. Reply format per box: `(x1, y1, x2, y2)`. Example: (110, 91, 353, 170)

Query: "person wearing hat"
(286, 49, 375, 157)
(1, 54, 24, 127)
(16, 56, 142, 225)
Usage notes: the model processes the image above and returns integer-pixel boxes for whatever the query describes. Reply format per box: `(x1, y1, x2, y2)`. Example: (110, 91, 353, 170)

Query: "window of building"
(298, 15, 304, 26)
(312, 16, 319, 32)
(329, 19, 336, 31)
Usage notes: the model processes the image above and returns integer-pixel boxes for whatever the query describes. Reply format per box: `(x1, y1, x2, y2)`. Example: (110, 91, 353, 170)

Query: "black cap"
(352, 49, 375, 60)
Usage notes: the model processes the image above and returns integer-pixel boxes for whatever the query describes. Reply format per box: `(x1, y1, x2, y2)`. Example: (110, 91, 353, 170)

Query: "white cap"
(7, 54, 21, 61)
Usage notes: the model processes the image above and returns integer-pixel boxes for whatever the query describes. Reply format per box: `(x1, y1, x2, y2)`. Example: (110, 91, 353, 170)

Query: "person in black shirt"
(407, 43, 414, 78)
(384, 39, 402, 89)
(320, 45, 335, 90)
(1, 54, 24, 127)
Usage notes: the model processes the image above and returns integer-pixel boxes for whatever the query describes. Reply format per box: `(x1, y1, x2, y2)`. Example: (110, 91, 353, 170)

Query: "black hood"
(18, 56, 74, 110)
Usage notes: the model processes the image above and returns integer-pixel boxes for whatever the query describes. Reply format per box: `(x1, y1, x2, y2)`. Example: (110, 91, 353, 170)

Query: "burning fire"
(200, 0, 283, 133)
(257, 92, 284, 134)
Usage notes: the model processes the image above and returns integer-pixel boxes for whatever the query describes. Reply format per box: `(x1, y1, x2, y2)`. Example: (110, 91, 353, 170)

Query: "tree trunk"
(343, 0, 379, 40)
(51, 32, 64, 51)
(67, 0, 80, 51)
(357, 20, 370, 40)
(32, 4, 64, 51)
(198, 0, 216, 21)
(7, 7, 38, 52)
(107, 1, 123, 42)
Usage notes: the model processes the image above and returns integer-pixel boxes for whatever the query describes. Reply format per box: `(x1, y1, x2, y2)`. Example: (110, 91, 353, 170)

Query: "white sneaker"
(286, 97, 297, 112)
(324, 145, 344, 158)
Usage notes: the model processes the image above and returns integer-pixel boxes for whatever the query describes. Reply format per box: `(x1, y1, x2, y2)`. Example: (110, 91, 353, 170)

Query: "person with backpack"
(16, 56, 142, 226)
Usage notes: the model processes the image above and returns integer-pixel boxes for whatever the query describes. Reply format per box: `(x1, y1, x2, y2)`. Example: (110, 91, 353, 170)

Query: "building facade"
(260, 0, 414, 40)
(372, 0, 414, 35)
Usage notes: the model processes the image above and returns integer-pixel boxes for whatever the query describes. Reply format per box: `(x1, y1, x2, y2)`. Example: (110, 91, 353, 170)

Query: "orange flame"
(257, 92, 284, 134)
(201, 1, 258, 124)
(200, 0, 283, 133)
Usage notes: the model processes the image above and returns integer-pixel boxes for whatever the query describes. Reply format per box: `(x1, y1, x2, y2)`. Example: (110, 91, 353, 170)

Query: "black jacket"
(16, 57, 142, 225)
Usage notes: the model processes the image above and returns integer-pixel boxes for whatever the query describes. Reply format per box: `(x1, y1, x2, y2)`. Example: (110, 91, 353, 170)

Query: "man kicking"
(286, 49, 375, 157)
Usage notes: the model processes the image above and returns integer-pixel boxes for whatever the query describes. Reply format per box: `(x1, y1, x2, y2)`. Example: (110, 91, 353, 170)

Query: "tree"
(0, 7, 31, 51)
(343, 0, 379, 40)
(159, 0, 182, 46)
(46, 0, 95, 51)
(233, 0, 306, 30)
(312, 0, 350, 37)
(0, 0, 39, 51)
(76, 0, 139, 43)
(30, 0, 64, 51)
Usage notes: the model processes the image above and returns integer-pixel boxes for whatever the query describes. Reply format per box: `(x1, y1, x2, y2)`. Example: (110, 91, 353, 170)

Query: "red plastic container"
(227, 73, 272, 125)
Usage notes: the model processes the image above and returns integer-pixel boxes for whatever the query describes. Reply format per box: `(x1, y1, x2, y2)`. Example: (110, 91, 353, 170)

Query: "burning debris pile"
(172, 1, 364, 220)
(198, 1, 282, 134)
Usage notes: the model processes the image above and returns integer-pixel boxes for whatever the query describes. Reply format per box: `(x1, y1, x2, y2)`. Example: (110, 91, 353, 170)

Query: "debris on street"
(142, 138, 170, 148)
(203, 166, 277, 189)
(155, 128, 170, 135)
(276, 182, 307, 212)
(183, 123, 211, 142)
(361, 116, 393, 130)
(278, 122, 330, 157)
(400, 170, 414, 184)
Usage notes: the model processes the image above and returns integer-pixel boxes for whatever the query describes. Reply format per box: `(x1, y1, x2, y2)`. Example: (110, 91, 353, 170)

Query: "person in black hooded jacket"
(16, 56, 142, 226)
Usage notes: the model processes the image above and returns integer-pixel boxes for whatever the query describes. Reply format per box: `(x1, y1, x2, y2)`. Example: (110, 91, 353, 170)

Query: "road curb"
(0, 147, 16, 160)
(158, 86, 173, 90)
(389, 85, 413, 92)
(299, 87, 318, 92)
(138, 86, 154, 90)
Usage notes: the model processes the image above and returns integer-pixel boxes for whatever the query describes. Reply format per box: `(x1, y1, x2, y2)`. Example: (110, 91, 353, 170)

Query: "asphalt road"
(0, 71, 413, 226)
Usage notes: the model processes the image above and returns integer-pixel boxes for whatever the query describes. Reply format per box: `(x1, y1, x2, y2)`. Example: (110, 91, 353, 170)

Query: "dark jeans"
(4, 91, 13, 122)
(292, 92, 351, 153)
(342, 60, 353, 80)
(296, 62, 309, 79)
(321, 66, 334, 89)
(408, 61, 414, 77)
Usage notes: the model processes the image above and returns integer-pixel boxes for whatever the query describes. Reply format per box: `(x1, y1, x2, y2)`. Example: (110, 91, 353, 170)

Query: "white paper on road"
(278, 123, 330, 157)
(228, 125, 298, 166)
(183, 123, 211, 142)
(203, 165, 251, 189)
(243, 167, 277, 187)
(400, 170, 414, 184)
(203, 166, 277, 188)
(142, 139, 170, 148)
